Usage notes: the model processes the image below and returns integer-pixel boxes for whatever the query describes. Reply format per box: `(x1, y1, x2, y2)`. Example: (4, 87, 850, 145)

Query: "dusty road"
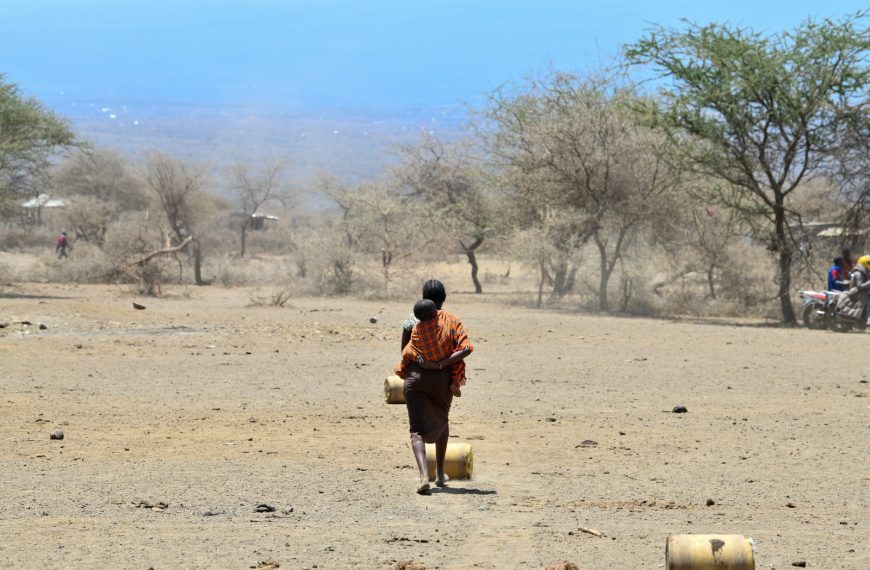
(1, 283, 867, 568)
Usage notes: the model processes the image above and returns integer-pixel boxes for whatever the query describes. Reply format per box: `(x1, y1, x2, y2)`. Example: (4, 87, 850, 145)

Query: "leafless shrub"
(248, 288, 293, 308)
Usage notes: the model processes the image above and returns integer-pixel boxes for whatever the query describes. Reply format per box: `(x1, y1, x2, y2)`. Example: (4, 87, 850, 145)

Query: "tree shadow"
(433, 486, 496, 496)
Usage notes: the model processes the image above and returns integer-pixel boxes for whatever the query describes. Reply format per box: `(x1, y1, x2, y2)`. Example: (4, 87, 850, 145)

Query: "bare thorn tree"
(229, 160, 289, 258)
(143, 152, 210, 285)
(397, 135, 493, 293)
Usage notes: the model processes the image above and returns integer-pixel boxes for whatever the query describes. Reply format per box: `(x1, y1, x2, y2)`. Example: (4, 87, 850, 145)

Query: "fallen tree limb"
(131, 236, 193, 266)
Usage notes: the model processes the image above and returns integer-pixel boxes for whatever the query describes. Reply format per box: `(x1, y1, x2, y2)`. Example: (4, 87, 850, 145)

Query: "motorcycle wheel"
(802, 303, 827, 330)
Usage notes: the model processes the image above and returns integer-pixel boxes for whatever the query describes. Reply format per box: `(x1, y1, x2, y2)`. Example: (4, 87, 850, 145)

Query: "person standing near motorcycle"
(834, 255, 870, 325)
(842, 249, 857, 274)
(827, 257, 849, 291)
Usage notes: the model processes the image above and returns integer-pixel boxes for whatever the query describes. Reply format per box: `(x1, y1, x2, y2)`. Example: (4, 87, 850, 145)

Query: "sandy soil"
(0, 282, 867, 569)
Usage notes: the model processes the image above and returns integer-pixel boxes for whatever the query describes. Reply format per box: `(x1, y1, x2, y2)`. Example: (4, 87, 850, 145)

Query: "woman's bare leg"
(435, 423, 449, 486)
(410, 434, 430, 494)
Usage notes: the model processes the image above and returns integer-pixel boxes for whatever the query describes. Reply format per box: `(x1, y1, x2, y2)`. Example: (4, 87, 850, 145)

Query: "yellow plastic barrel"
(424, 442, 473, 481)
(384, 375, 405, 404)
(666, 534, 755, 570)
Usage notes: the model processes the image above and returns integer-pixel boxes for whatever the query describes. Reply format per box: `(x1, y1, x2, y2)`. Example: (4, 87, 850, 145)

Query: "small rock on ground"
(49, 430, 64, 440)
(543, 562, 580, 570)
(672, 405, 688, 413)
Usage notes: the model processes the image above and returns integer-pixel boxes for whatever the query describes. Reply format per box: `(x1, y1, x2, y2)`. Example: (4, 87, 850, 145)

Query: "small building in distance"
(20, 193, 66, 225)
(228, 212, 279, 231)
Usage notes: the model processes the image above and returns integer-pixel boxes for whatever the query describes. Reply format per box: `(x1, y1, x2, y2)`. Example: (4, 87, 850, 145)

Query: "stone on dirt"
(672, 405, 688, 413)
(394, 562, 425, 570)
(543, 562, 579, 570)
(49, 430, 64, 440)
(254, 503, 276, 513)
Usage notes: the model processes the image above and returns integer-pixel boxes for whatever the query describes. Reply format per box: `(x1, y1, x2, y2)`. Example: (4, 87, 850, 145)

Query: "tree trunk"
(595, 235, 610, 311)
(774, 195, 796, 324)
(598, 267, 610, 311)
(239, 224, 247, 258)
(620, 276, 633, 312)
(382, 249, 391, 294)
(467, 250, 482, 294)
(550, 261, 569, 298)
(192, 238, 210, 286)
(537, 256, 547, 308)
(706, 265, 717, 299)
(459, 237, 484, 294)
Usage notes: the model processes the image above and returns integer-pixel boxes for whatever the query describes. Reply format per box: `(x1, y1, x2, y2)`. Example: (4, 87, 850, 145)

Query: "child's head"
(413, 299, 438, 321)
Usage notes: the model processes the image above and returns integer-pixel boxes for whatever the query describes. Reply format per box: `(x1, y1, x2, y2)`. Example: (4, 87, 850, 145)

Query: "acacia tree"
(397, 135, 493, 293)
(351, 182, 429, 293)
(836, 98, 870, 243)
(322, 180, 428, 294)
(229, 160, 288, 258)
(625, 14, 870, 323)
(52, 149, 149, 246)
(484, 73, 681, 310)
(143, 152, 210, 285)
(0, 75, 76, 221)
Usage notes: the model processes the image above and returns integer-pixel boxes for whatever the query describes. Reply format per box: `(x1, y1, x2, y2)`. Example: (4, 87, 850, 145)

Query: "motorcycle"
(799, 290, 840, 330)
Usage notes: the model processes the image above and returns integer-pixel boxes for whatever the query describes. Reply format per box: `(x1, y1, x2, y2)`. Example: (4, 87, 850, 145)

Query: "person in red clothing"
(397, 280, 474, 494)
(828, 257, 848, 291)
(395, 299, 472, 397)
(55, 230, 69, 259)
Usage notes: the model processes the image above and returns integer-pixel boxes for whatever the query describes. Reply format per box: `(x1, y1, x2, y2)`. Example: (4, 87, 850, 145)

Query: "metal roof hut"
(20, 193, 66, 225)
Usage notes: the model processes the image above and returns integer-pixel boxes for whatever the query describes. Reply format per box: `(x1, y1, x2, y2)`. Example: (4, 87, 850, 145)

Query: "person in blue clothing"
(828, 257, 848, 291)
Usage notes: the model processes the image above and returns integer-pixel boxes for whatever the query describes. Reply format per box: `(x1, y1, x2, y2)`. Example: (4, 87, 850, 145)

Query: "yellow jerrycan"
(666, 534, 755, 570)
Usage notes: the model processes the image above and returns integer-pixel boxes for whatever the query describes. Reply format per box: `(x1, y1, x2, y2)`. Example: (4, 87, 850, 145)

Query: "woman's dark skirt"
(404, 363, 453, 444)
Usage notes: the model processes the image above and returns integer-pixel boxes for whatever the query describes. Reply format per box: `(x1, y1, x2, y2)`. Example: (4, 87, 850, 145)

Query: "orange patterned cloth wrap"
(395, 309, 473, 386)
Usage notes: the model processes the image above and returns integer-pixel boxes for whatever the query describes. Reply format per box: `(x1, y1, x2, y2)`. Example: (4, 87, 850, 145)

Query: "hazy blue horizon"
(3, 0, 866, 115)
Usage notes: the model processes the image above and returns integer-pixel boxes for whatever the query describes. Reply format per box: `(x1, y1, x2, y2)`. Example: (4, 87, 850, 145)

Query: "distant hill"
(57, 100, 471, 188)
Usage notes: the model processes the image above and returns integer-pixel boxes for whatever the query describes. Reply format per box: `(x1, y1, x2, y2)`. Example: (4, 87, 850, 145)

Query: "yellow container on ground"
(666, 534, 755, 570)
(384, 375, 405, 404)
(424, 442, 473, 481)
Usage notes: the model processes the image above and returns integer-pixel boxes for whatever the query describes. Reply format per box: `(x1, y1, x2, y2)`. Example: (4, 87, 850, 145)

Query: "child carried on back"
(395, 299, 473, 397)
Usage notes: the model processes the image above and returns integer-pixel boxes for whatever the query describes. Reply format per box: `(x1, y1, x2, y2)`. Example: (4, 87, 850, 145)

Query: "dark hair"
(413, 299, 437, 321)
(422, 279, 446, 309)
(834, 257, 844, 265)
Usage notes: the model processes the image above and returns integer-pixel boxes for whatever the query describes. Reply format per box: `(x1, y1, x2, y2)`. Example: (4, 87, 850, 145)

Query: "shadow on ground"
(434, 487, 496, 496)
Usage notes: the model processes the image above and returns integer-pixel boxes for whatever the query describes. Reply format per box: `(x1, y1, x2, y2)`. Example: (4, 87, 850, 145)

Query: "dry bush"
(623, 242, 778, 318)
(0, 225, 56, 251)
(38, 241, 113, 284)
(211, 254, 299, 287)
(247, 288, 293, 308)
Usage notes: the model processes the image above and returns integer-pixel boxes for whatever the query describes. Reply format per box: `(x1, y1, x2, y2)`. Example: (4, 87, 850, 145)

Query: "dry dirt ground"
(0, 282, 867, 569)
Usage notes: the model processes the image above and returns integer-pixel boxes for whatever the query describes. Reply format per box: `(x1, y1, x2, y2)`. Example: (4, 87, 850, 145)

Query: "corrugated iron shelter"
(20, 193, 66, 225)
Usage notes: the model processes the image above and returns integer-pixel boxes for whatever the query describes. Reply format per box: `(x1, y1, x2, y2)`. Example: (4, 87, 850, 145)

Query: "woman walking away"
(398, 280, 473, 494)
